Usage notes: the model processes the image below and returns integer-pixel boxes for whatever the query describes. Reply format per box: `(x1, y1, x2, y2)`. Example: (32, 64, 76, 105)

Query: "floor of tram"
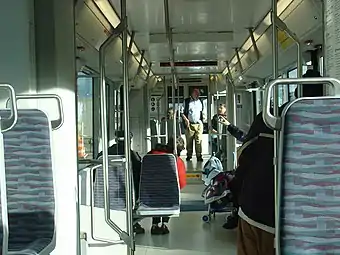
(135, 211, 237, 254)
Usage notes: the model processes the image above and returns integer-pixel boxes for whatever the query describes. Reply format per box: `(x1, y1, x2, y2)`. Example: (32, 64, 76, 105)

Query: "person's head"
(218, 103, 227, 115)
(154, 143, 168, 151)
(294, 69, 323, 98)
(167, 136, 185, 155)
(191, 88, 200, 100)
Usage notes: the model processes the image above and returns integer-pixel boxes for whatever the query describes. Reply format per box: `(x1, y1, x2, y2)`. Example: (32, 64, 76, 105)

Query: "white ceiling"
(109, 0, 272, 75)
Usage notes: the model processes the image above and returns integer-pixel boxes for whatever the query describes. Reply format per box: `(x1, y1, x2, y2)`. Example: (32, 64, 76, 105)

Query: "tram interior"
(0, 0, 334, 254)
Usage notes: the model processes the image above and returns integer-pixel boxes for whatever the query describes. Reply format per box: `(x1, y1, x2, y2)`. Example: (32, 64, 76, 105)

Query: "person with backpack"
(182, 88, 204, 162)
(147, 136, 187, 235)
(230, 69, 323, 255)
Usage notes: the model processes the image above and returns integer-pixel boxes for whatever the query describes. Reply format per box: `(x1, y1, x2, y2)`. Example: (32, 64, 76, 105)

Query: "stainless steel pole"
(164, 0, 177, 153)
(271, 0, 280, 253)
(207, 76, 212, 155)
(164, 78, 169, 144)
(226, 77, 236, 169)
(121, 0, 135, 252)
(274, 17, 302, 95)
(99, 23, 125, 237)
(172, 74, 177, 154)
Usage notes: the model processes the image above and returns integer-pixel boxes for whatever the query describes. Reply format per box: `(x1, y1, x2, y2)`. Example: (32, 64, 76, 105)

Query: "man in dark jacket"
(96, 131, 144, 234)
(232, 69, 323, 255)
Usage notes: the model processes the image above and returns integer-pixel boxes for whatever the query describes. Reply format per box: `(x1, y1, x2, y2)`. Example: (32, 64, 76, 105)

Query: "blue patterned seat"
(93, 155, 127, 210)
(278, 98, 340, 254)
(136, 153, 180, 216)
(0, 109, 56, 255)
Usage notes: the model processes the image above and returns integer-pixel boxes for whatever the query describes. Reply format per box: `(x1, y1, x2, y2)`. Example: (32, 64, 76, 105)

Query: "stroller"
(201, 156, 235, 222)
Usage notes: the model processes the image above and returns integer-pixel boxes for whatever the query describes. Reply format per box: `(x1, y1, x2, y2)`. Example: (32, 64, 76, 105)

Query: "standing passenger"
(182, 88, 204, 162)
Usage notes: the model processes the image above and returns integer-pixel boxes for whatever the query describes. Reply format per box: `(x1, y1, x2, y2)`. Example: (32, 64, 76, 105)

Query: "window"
(287, 66, 308, 100)
(77, 72, 94, 159)
(168, 85, 184, 115)
(319, 56, 324, 76)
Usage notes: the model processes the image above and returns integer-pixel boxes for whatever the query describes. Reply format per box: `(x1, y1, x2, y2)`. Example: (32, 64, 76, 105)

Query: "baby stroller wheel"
(202, 215, 210, 223)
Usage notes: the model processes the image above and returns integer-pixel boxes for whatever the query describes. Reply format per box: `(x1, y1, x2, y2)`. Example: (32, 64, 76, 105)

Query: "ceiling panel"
(108, 0, 273, 76)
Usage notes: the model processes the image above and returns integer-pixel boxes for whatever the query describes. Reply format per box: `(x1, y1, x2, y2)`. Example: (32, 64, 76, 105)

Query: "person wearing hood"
(231, 69, 323, 255)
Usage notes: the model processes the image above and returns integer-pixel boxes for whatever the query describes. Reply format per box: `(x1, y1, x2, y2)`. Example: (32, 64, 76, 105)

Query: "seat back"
(0, 109, 56, 254)
(138, 154, 179, 214)
(93, 155, 127, 211)
(278, 98, 340, 254)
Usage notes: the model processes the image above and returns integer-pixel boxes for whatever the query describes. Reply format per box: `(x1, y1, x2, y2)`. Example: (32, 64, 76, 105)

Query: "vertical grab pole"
(164, 0, 177, 153)
(163, 78, 169, 144)
(121, 0, 135, 253)
(215, 76, 221, 153)
(0, 124, 8, 255)
(207, 76, 212, 155)
(99, 22, 129, 241)
(226, 62, 237, 168)
(274, 17, 303, 95)
(172, 74, 177, 155)
(176, 76, 181, 136)
(226, 77, 236, 169)
(271, 0, 280, 252)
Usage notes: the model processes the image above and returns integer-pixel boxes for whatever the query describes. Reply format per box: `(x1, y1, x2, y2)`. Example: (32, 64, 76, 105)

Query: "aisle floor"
(182, 155, 210, 172)
(135, 212, 237, 255)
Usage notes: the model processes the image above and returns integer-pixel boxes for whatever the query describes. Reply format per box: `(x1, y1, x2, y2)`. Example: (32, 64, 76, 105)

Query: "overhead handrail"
(0, 84, 18, 132)
(0, 123, 9, 255)
(98, 19, 133, 247)
(6, 94, 64, 130)
(262, 77, 340, 130)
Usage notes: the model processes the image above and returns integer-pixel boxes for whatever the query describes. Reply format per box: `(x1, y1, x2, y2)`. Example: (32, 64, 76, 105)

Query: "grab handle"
(0, 84, 18, 132)
(262, 77, 340, 130)
(6, 94, 64, 130)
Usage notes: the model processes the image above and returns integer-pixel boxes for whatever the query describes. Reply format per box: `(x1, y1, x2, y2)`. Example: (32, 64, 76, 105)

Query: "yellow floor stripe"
(186, 173, 201, 179)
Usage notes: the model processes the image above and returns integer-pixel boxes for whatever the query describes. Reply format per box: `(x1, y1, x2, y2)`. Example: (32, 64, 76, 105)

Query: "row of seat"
(92, 153, 180, 219)
(0, 91, 60, 254)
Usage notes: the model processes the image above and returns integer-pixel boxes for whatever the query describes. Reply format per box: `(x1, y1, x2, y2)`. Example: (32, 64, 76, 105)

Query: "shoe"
(197, 156, 204, 162)
(222, 215, 238, 230)
(160, 224, 169, 234)
(133, 223, 145, 234)
(151, 225, 164, 235)
(186, 157, 192, 161)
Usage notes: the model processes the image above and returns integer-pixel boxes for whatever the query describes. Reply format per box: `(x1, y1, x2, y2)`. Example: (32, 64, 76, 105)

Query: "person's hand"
(218, 116, 230, 126)
(211, 129, 218, 134)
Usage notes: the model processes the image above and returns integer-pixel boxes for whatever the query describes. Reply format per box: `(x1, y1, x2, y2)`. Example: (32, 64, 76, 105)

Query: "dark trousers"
(152, 217, 170, 225)
(212, 138, 219, 154)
